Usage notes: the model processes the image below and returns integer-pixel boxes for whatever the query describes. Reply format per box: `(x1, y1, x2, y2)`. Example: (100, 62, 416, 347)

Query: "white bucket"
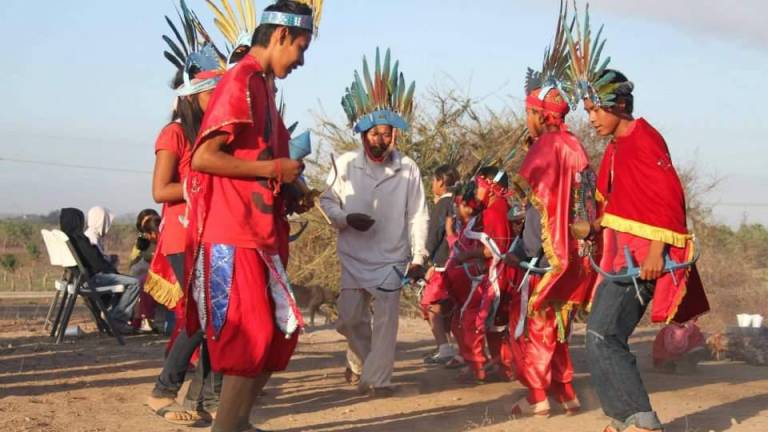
(751, 314, 764, 328)
(737, 314, 752, 328)
(64, 325, 83, 338)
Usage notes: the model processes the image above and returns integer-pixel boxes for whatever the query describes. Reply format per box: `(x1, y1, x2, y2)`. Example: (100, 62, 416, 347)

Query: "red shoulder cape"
(515, 129, 596, 315)
(596, 118, 709, 323)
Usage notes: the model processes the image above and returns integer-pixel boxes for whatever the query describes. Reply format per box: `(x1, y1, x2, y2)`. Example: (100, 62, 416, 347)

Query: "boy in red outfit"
(185, 2, 321, 431)
(451, 167, 514, 383)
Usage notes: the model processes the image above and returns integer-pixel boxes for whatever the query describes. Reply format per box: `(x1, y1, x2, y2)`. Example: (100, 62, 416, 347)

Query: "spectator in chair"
(85, 206, 118, 267)
(60, 207, 140, 335)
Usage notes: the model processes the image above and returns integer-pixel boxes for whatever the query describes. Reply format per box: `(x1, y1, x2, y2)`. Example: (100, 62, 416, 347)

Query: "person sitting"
(84, 206, 118, 264)
(129, 209, 162, 332)
(60, 207, 141, 335)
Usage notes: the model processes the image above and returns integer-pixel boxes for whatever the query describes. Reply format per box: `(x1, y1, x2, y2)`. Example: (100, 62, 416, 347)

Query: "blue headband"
(353, 109, 409, 134)
(176, 45, 222, 96)
(260, 11, 313, 31)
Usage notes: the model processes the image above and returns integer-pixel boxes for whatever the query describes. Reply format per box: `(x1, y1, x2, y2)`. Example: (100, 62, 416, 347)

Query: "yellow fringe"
(144, 271, 183, 309)
(601, 213, 690, 248)
(664, 239, 696, 323)
(595, 189, 605, 203)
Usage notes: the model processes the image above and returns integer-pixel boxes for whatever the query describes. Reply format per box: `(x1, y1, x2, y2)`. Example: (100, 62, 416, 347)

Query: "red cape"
(515, 128, 597, 315)
(144, 235, 182, 309)
(596, 118, 709, 323)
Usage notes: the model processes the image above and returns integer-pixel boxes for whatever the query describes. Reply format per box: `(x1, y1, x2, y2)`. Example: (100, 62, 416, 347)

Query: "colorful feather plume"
(205, 0, 258, 49)
(525, 0, 572, 96)
(564, 1, 619, 107)
(341, 47, 416, 132)
(163, 0, 202, 71)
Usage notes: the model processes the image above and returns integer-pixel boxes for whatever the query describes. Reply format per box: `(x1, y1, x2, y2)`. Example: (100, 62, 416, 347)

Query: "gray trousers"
(336, 287, 401, 388)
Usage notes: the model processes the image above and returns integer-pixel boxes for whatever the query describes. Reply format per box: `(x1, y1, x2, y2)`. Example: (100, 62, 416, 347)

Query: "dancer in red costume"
(565, 6, 709, 430)
(505, 1, 597, 417)
(451, 167, 514, 383)
(146, 1, 223, 424)
(438, 189, 483, 371)
(185, 2, 321, 431)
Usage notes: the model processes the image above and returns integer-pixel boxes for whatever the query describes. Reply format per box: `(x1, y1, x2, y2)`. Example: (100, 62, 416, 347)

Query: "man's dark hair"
(434, 164, 459, 188)
(601, 69, 634, 117)
(251, 1, 313, 48)
(170, 69, 205, 146)
(478, 166, 509, 188)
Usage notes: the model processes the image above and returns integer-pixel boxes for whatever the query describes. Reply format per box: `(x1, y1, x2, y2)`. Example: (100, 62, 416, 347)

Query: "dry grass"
(1, 86, 766, 332)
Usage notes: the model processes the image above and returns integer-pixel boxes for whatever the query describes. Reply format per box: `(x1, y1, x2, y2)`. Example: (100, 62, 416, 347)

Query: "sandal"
(559, 397, 581, 415)
(456, 367, 486, 385)
(507, 396, 550, 418)
(444, 356, 466, 369)
(146, 398, 201, 425)
(344, 367, 361, 385)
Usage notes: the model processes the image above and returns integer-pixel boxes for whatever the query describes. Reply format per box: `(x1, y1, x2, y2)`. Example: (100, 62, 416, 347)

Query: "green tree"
(1, 254, 18, 273)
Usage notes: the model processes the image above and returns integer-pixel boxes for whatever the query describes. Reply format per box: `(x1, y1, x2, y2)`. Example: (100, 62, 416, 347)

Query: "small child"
(129, 209, 161, 332)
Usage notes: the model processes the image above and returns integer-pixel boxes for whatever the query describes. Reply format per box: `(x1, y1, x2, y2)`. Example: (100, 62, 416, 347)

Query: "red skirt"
(200, 244, 298, 377)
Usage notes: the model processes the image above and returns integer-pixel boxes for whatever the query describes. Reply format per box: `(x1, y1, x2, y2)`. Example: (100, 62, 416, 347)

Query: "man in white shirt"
(320, 48, 428, 397)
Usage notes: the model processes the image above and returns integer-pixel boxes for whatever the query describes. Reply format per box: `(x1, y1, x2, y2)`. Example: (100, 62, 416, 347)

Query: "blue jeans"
(586, 277, 663, 430)
(90, 272, 140, 323)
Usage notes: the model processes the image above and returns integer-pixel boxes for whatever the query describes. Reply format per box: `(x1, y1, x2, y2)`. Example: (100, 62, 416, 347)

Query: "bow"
(293, 153, 338, 226)
(287, 218, 309, 242)
(588, 237, 700, 305)
(376, 263, 425, 294)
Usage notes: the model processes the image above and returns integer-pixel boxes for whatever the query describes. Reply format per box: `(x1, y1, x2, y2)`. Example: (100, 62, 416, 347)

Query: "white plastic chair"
(47, 229, 125, 344)
(40, 229, 73, 330)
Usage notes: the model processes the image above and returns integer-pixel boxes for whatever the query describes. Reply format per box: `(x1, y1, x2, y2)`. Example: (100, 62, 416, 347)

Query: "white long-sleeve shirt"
(320, 150, 429, 290)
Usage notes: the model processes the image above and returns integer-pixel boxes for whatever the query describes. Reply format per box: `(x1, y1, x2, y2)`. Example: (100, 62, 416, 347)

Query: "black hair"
(434, 164, 459, 188)
(143, 215, 162, 234)
(477, 166, 509, 189)
(600, 69, 634, 117)
(134, 211, 161, 252)
(251, 0, 313, 48)
(170, 69, 205, 146)
(135, 208, 160, 232)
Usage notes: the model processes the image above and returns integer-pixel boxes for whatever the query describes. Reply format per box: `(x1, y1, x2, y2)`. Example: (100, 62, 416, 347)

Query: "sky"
(0, 0, 766, 226)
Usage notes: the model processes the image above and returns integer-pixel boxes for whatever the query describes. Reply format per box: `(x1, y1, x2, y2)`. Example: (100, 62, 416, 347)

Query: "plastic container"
(737, 314, 752, 328)
(64, 325, 84, 338)
(751, 314, 764, 328)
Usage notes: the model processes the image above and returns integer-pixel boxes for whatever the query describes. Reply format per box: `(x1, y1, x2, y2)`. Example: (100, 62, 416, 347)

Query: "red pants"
(420, 270, 451, 320)
(443, 266, 485, 373)
(487, 293, 514, 379)
(202, 245, 298, 377)
(509, 287, 575, 402)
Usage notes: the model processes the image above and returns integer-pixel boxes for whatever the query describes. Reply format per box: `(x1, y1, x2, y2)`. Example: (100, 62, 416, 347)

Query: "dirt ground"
(1, 300, 767, 432)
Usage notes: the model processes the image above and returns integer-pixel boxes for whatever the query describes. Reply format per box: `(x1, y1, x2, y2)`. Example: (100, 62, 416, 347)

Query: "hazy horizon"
(1, 0, 766, 227)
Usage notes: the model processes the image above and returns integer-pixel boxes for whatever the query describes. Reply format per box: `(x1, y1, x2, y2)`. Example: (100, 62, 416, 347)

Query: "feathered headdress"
(205, 0, 258, 63)
(525, 0, 572, 115)
(525, 0, 571, 96)
(260, 0, 323, 36)
(163, 0, 224, 96)
(341, 47, 416, 133)
(564, 2, 631, 108)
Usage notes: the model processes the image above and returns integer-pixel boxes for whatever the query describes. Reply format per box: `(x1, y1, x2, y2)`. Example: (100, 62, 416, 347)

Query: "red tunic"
(154, 122, 191, 255)
(515, 128, 596, 315)
(144, 124, 188, 311)
(182, 55, 298, 376)
(596, 118, 709, 323)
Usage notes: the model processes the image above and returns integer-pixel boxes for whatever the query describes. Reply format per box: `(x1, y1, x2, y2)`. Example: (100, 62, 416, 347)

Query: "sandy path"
(1, 312, 767, 432)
